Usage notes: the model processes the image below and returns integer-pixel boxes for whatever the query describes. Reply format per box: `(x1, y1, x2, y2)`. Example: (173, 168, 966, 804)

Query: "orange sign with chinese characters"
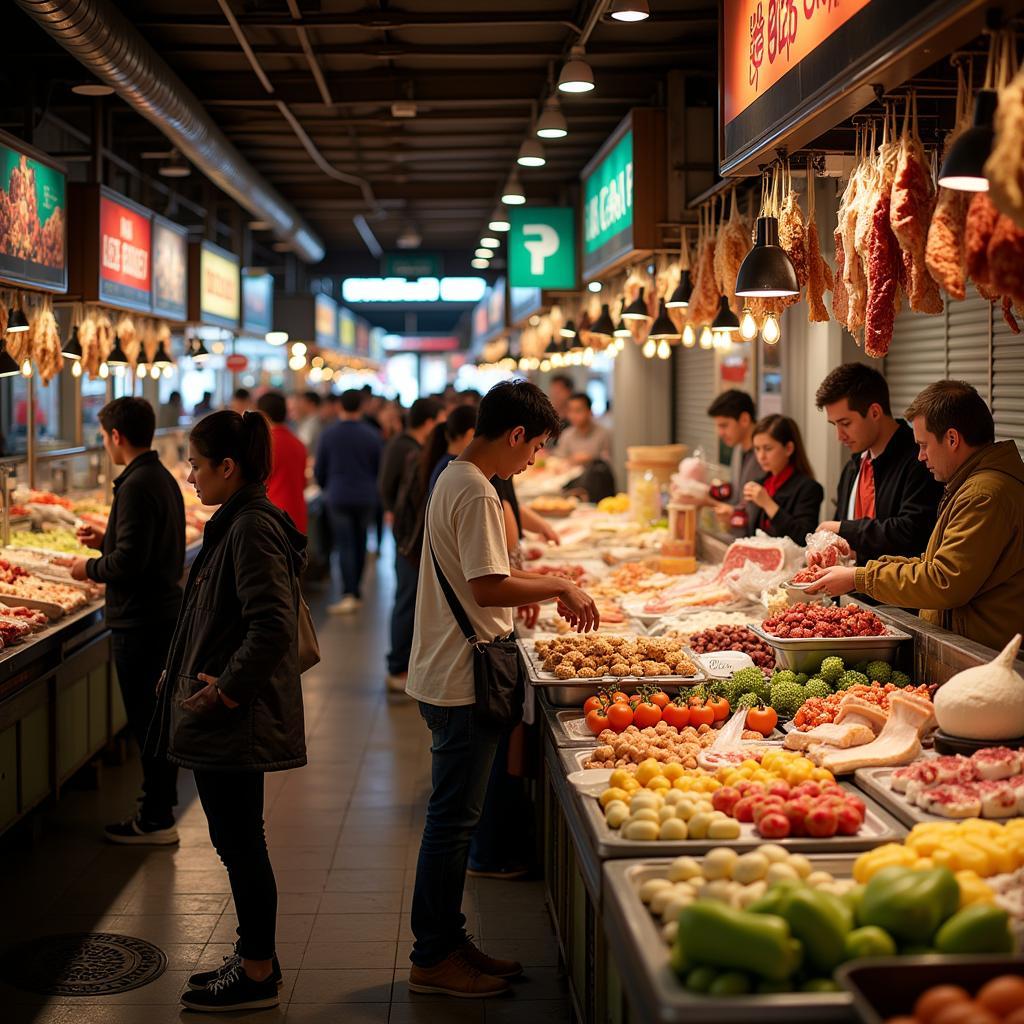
(723, 0, 873, 125)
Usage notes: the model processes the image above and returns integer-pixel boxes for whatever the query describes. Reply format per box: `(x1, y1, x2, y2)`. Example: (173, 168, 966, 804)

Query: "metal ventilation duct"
(14, 0, 326, 264)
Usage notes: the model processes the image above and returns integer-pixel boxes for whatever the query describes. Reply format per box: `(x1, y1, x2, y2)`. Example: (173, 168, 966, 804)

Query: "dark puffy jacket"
(147, 483, 308, 773)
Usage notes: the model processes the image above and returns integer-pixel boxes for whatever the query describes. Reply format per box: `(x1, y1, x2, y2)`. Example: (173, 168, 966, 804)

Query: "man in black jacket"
(814, 363, 941, 564)
(70, 398, 186, 844)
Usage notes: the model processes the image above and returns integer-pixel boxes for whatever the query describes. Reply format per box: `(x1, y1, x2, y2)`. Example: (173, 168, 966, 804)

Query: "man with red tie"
(814, 363, 941, 564)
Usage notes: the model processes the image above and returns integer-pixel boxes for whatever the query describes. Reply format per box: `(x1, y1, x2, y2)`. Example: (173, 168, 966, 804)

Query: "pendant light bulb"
(735, 216, 800, 297)
(20, 359, 32, 377)
(517, 139, 546, 168)
(582, 347, 594, 366)
(657, 339, 671, 360)
(501, 171, 526, 205)
(642, 338, 657, 359)
(740, 307, 758, 341)
(762, 313, 781, 344)
(151, 365, 162, 380)
(536, 97, 568, 139)
(621, 287, 652, 321)
(6, 306, 29, 334)
(488, 206, 511, 232)
(682, 323, 696, 347)
(137, 363, 148, 378)
(540, 359, 552, 373)
(609, 0, 650, 21)
(99, 362, 110, 379)
(71, 359, 82, 378)
(699, 325, 713, 350)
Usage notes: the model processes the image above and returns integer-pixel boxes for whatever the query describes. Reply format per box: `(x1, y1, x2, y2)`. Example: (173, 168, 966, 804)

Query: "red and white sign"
(99, 193, 152, 310)
(226, 353, 248, 372)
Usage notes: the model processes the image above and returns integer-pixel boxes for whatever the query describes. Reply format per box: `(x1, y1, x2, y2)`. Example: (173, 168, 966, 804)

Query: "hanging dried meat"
(863, 139, 901, 358)
(840, 132, 869, 337)
(79, 315, 99, 378)
(7, 308, 32, 363)
(778, 178, 807, 312)
(1002, 295, 1021, 334)
(984, 33, 1024, 229)
(805, 166, 832, 324)
(0, 303, 7, 338)
(890, 97, 944, 315)
(688, 201, 720, 327)
(988, 214, 1024, 305)
(966, 192, 1000, 299)
(713, 190, 751, 316)
(116, 315, 138, 369)
(32, 305, 63, 385)
(832, 230, 850, 327)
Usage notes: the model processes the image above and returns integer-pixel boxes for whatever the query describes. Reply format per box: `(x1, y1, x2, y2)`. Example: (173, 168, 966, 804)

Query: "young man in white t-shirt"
(406, 380, 599, 999)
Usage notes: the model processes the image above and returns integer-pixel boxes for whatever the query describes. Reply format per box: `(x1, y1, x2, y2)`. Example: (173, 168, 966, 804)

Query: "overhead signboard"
(509, 286, 544, 326)
(98, 190, 151, 312)
(339, 306, 356, 351)
(190, 241, 240, 329)
(0, 132, 67, 293)
(314, 293, 337, 349)
(580, 110, 665, 280)
(383, 334, 460, 353)
(381, 252, 442, 280)
(719, 0, 992, 174)
(242, 272, 274, 336)
(471, 278, 507, 349)
(152, 215, 188, 321)
(508, 207, 576, 291)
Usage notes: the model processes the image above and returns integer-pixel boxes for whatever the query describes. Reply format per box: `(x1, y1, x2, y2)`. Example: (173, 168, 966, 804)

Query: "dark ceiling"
(2, 1, 717, 281)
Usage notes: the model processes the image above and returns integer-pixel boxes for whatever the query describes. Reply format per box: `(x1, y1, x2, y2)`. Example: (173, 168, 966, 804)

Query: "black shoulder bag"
(428, 532, 525, 729)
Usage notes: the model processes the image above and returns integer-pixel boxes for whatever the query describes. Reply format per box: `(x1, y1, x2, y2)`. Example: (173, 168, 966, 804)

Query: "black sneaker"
(104, 816, 179, 846)
(180, 963, 278, 1012)
(188, 948, 283, 990)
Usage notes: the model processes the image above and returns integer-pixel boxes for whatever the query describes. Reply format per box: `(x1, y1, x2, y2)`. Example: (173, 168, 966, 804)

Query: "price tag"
(697, 651, 755, 679)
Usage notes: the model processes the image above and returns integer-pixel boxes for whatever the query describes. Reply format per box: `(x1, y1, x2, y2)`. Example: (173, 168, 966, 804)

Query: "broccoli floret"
(865, 661, 892, 684)
(837, 670, 869, 690)
(819, 656, 845, 684)
(707, 680, 732, 700)
(735, 691, 761, 710)
(853, 660, 871, 675)
(795, 672, 809, 686)
(729, 666, 767, 703)
(890, 670, 912, 689)
(773, 669, 798, 686)
(770, 680, 807, 718)
(804, 678, 831, 699)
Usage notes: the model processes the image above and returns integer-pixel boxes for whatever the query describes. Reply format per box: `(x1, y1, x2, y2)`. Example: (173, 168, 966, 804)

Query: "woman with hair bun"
(148, 409, 307, 1013)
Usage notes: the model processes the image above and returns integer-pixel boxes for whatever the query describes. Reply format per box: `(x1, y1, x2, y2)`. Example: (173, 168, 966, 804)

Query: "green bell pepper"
(676, 902, 803, 981)
(935, 904, 1014, 955)
(747, 878, 804, 916)
(842, 884, 865, 918)
(856, 866, 960, 945)
(844, 925, 897, 960)
(772, 887, 853, 974)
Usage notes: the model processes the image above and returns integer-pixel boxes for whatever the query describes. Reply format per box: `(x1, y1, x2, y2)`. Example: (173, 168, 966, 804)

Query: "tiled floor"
(0, 551, 571, 1023)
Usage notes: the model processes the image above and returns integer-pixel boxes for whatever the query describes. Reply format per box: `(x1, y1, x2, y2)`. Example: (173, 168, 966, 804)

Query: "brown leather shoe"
(459, 938, 524, 979)
(408, 950, 510, 998)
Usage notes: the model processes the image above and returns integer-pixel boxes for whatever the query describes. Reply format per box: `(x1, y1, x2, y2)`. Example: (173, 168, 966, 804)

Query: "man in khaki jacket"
(807, 380, 1024, 651)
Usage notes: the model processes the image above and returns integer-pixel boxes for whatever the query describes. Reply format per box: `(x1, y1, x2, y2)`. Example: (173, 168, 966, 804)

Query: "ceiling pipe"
(13, 0, 325, 263)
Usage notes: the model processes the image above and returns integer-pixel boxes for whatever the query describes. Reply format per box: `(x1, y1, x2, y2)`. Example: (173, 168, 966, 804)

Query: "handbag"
(298, 592, 321, 674)
(428, 539, 525, 728)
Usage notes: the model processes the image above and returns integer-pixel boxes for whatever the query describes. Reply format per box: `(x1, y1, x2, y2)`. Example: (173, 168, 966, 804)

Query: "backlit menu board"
(0, 131, 67, 293)
(314, 293, 337, 349)
(242, 272, 273, 335)
(99, 190, 151, 312)
(152, 215, 188, 321)
(191, 241, 240, 329)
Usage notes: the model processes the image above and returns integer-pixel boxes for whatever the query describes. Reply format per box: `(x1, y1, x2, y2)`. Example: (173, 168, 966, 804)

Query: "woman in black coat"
(148, 410, 307, 1013)
(743, 414, 824, 546)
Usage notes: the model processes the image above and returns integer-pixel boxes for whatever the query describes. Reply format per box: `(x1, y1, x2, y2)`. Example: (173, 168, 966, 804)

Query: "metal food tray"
(603, 857, 857, 1023)
(853, 763, 954, 828)
(747, 623, 913, 673)
(559, 746, 906, 856)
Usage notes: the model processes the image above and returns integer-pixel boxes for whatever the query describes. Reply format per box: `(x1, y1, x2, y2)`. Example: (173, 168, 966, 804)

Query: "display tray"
(0, 593, 65, 620)
(747, 623, 913, 673)
(558, 747, 906, 856)
(559, 715, 785, 748)
(603, 857, 856, 1023)
(933, 729, 1024, 754)
(836, 955, 1024, 1024)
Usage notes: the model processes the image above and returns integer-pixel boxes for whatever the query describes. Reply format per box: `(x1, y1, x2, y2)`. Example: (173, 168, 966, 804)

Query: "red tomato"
(757, 811, 791, 839)
(706, 695, 730, 722)
(745, 704, 778, 734)
(585, 708, 609, 736)
(583, 695, 604, 716)
(648, 689, 670, 710)
(611, 690, 630, 704)
(606, 702, 634, 733)
(633, 701, 662, 728)
(688, 704, 715, 727)
(662, 702, 691, 729)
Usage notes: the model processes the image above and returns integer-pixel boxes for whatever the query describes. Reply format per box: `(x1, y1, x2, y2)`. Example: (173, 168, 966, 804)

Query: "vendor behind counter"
(809, 380, 1024, 652)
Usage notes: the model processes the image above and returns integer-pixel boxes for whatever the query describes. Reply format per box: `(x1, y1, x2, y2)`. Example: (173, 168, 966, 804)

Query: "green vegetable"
(934, 904, 1014, 954)
(729, 666, 766, 703)
(736, 691, 761, 710)
(770, 680, 807, 718)
(842, 884, 865, 917)
(844, 925, 897, 960)
(864, 661, 891, 683)
(837, 670, 869, 690)
(670, 942, 692, 977)
(684, 966, 718, 993)
(801, 979, 842, 993)
(804, 678, 832, 699)
(795, 672, 809, 685)
(890, 670, 912, 688)
(747, 879, 805, 916)
(818, 656, 844, 684)
(773, 669, 798, 686)
(709, 972, 752, 996)
(772, 886, 853, 973)
(857, 866, 960, 945)
(675, 901, 803, 981)
(853, 660, 871, 675)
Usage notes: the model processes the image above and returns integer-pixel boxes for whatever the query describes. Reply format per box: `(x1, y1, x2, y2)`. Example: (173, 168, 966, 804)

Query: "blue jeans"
(410, 702, 502, 968)
(387, 553, 418, 676)
(328, 504, 373, 598)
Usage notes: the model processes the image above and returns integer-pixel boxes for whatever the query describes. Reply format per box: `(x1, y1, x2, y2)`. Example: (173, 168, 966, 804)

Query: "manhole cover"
(0, 932, 167, 996)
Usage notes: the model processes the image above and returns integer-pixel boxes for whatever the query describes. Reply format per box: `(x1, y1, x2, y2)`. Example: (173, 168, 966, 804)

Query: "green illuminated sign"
(508, 207, 576, 290)
(583, 129, 634, 262)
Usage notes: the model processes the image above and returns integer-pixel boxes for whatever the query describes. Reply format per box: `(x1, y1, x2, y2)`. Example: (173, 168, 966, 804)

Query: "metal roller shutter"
(947, 294, 992, 399)
(992, 308, 1024, 458)
(884, 303, 948, 417)
(674, 345, 719, 463)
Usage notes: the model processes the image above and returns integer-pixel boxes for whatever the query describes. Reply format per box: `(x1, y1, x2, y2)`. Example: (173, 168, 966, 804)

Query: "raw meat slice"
(779, 189, 807, 309)
(918, 783, 982, 818)
(832, 230, 850, 327)
(1003, 295, 1021, 334)
(986, 62, 1024, 229)
(689, 238, 720, 328)
(813, 692, 933, 774)
(806, 219, 831, 322)
(863, 144, 901, 358)
(966, 192, 1000, 296)
(988, 215, 1024, 304)
(971, 746, 1022, 780)
(714, 194, 752, 316)
(927, 189, 969, 300)
(977, 779, 1019, 818)
(718, 539, 787, 578)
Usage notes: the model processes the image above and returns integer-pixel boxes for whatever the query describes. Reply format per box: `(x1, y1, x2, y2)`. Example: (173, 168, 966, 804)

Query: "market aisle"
(0, 551, 569, 1024)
